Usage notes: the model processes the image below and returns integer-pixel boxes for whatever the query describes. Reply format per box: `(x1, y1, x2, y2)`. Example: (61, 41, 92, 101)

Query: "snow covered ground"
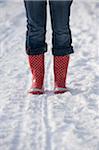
(0, 1, 99, 150)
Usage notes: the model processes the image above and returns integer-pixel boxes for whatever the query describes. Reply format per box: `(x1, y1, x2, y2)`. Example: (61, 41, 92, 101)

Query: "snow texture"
(0, 1, 99, 150)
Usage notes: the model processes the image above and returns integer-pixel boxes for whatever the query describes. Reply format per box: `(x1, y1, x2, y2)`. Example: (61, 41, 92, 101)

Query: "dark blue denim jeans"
(24, 0, 74, 56)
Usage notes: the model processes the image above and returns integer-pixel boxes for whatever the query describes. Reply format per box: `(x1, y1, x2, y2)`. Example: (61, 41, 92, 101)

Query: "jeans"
(24, 0, 74, 56)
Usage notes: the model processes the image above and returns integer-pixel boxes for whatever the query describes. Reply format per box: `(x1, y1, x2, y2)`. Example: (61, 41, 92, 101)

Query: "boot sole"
(28, 88, 44, 95)
(28, 87, 68, 95)
(54, 87, 68, 94)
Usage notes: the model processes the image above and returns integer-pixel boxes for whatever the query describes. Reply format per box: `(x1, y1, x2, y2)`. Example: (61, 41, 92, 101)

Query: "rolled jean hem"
(26, 43, 47, 55)
(52, 46, 74, 56)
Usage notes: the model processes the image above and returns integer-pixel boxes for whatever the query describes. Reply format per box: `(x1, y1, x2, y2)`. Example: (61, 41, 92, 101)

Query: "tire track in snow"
(15, 94, 52, 150)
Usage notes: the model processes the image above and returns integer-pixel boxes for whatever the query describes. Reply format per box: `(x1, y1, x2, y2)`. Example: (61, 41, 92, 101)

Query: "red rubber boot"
(53, 55, 70, 94)
(28, 54, 45, 95)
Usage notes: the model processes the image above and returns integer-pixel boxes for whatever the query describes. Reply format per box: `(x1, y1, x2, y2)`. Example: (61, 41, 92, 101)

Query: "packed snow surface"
(0, 1, 99, 150)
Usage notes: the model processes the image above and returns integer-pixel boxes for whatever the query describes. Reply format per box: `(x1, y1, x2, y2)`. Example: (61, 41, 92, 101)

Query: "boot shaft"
(53, 55, 70, 88)
(28, 54, 45, 89)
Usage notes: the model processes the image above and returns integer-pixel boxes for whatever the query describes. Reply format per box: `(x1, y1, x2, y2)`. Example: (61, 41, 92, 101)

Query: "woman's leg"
(49, 0, 73, 56)
(49, 0, 74, 93)
(24, 1, 47, 94)
(24, 0, 47, 55)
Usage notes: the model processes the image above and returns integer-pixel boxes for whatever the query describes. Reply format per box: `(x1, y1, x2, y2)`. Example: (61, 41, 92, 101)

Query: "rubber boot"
(53, 55, 70, 94)
(28, 54, 44, 95)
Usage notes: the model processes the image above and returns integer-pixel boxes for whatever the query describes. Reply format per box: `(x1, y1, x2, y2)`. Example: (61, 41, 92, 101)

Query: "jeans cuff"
(26, 43, 47, 55)
(52, 46, 74, 56)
